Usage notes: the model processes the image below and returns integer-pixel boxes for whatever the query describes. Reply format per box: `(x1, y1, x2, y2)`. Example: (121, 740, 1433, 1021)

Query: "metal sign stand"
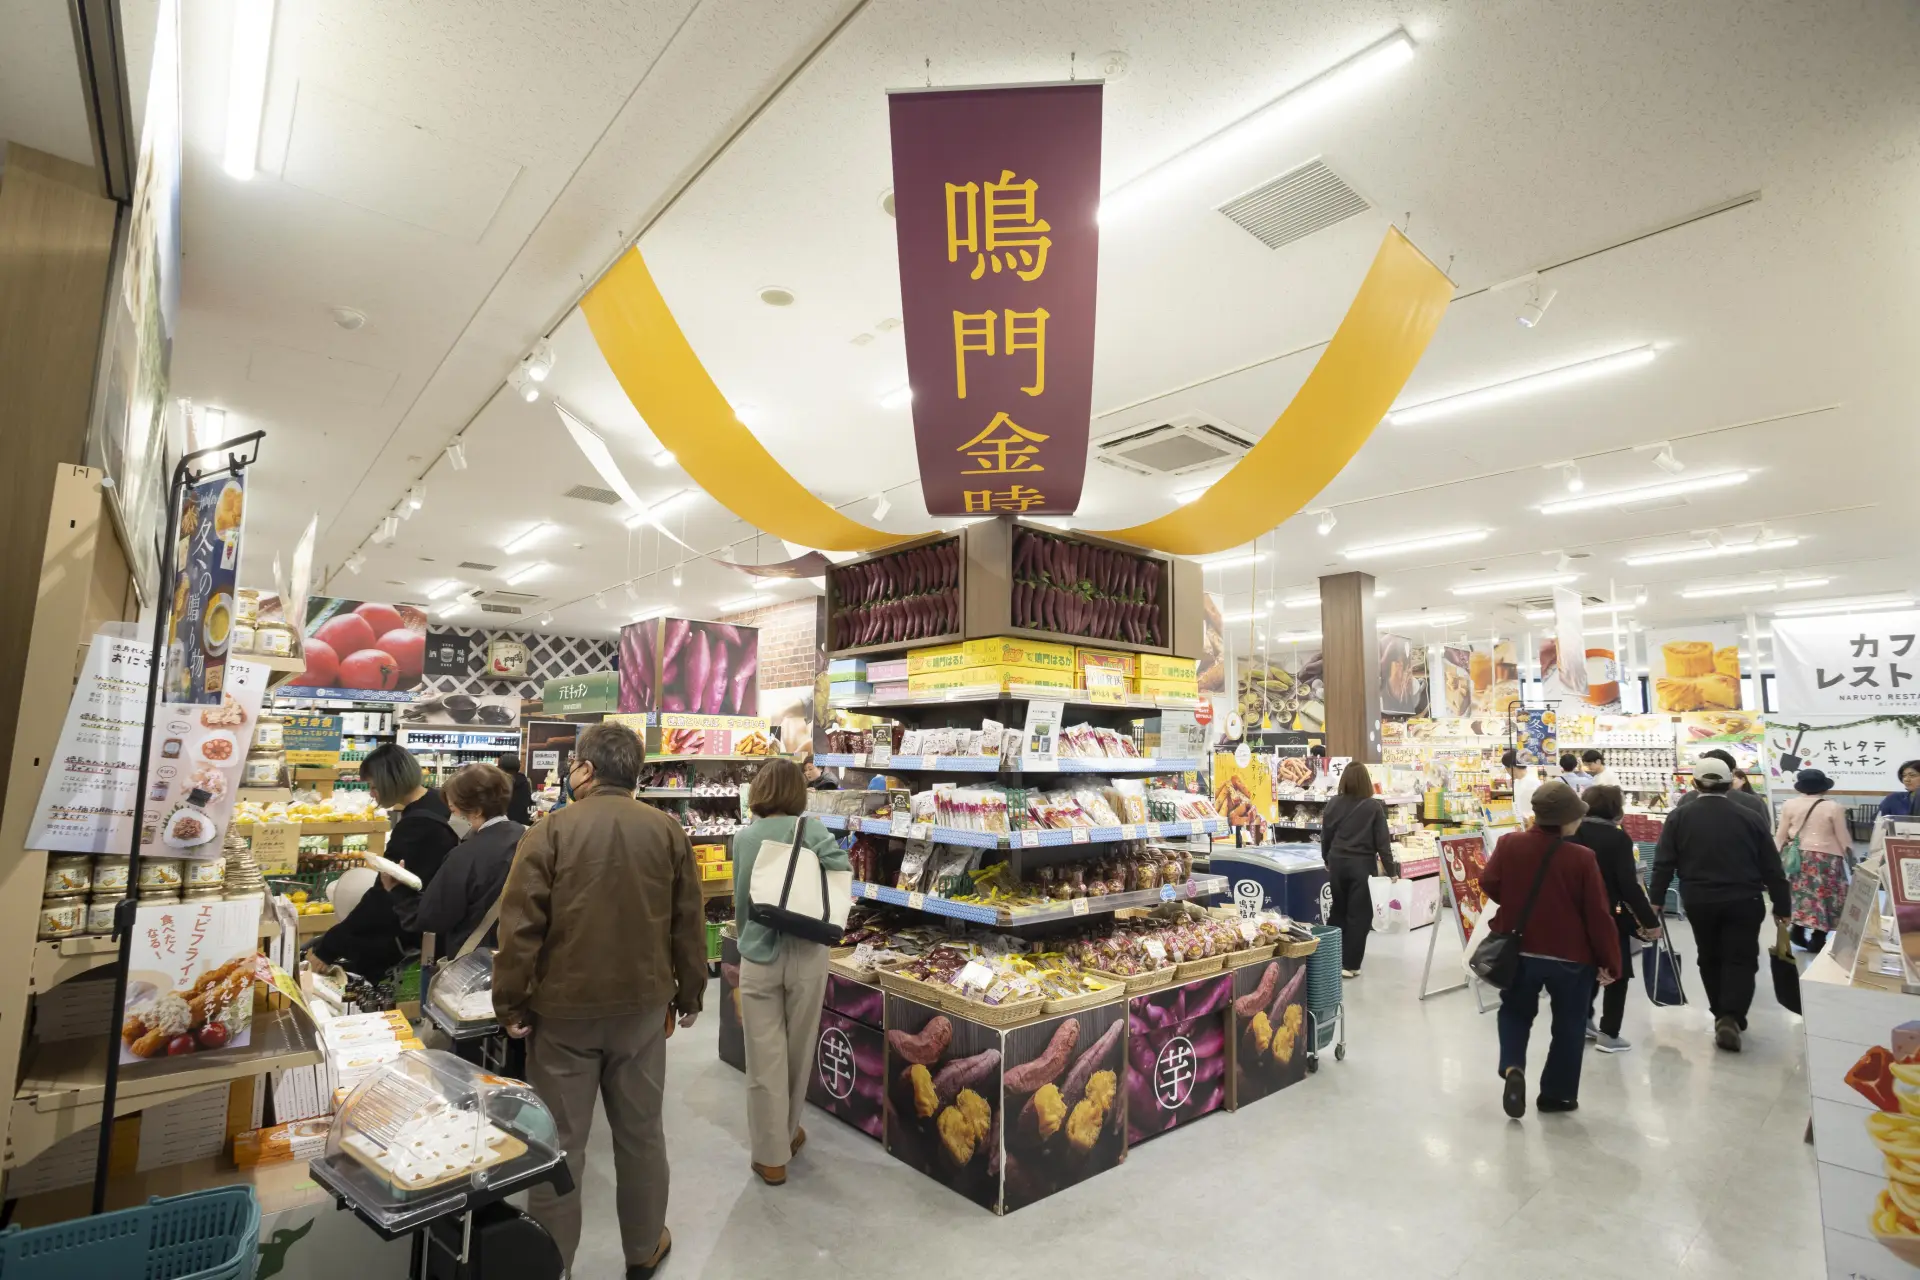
(1419, 885, 1495, 1013)
(90, 431, 265, 1213)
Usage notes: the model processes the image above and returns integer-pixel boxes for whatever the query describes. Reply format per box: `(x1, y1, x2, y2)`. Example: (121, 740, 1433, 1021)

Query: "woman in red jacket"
(1480, 780, 1623, 1119)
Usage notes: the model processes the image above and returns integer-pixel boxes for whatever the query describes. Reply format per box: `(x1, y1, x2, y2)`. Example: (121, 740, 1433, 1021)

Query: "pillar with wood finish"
(1318, 571, 1381, 761)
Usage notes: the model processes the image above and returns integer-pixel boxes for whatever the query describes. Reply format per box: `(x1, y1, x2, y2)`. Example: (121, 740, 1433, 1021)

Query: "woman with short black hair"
(1576, 785, 1660, 1053)
(1320, 762, 1399, 979)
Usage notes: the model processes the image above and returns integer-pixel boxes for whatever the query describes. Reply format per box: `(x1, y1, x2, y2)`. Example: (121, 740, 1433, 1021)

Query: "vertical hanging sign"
(888, 83, 1103, 517)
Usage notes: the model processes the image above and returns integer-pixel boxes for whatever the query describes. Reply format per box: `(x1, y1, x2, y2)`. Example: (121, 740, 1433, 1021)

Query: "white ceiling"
(161, 0, 1920, 660)
(0, 0, 97, 166)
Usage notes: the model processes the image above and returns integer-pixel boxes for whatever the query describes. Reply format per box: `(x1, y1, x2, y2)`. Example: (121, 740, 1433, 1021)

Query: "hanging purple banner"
(888, 83, 1102, 517)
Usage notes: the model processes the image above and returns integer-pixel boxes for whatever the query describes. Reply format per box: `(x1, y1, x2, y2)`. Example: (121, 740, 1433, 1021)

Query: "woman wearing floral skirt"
(1775, 768, 1853, 953)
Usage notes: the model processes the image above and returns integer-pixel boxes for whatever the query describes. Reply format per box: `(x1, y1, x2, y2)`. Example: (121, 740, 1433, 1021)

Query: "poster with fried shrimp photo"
(120, 899, 262, 1065)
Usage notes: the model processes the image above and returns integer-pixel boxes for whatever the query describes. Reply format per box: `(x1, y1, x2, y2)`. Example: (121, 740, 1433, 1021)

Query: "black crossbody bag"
(1470, 836, 1563, 991)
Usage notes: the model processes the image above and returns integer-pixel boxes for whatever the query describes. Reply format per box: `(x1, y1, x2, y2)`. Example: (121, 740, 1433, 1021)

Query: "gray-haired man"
(495, 721, 705, 1279)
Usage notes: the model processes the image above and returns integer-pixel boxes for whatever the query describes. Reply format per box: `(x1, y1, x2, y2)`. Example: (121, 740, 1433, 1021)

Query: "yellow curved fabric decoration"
(582, 248, 911, 554)
(1086, 228, 1452, 555)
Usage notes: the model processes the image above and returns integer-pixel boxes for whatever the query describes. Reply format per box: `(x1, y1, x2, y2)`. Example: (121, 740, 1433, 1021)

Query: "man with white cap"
(1649, 757, 1791, 1053)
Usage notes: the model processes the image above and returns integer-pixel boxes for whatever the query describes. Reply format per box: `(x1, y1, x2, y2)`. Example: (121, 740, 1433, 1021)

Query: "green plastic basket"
(0, 1186, 260, 1280)
(705, 921, 723, 961)
(1307, 925, 1344, 1011)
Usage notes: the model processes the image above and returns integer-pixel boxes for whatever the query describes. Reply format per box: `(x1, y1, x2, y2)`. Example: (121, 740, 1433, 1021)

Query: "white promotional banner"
(1643, 621, 1744, 712)
(1764, 715, 1920, 792)
(1772, 611, 1920, 715)
(1539, 586, 1590, 703)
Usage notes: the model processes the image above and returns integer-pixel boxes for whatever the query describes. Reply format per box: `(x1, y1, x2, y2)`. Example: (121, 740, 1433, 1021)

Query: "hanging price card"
(1070, 897, 1090, 917)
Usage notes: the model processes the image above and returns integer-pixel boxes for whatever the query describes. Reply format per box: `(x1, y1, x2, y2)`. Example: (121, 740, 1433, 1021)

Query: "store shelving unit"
(852, 872, 1228, 926)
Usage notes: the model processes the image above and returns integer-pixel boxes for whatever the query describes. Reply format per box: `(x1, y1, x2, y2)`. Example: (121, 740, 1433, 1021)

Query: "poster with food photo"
(884, 998, 1002, 1212)
(618, 618, 761, 715)
(290, 598, 428, 700)
(1379, 633, 1429, 716)
(1436, 644, 1472, 717)
(1198, 592, 1227, 694)
(1228, 954, 1311, 1107)
(1125, 974, 1229, 1147)
(120, 898, 262, 1065)
(1677, 710, 1767, 796)
(138, 661, 267, 861)
(805, 1007, 886, 1140)
(1469, 641, 1519, 716)
(1000, 1003, 1127, 1212)
(163, 469, 245, 704)
(1237, 650, 1324, 732)
(399, 692, 521, 728)
(1644, 623, 1744, 712)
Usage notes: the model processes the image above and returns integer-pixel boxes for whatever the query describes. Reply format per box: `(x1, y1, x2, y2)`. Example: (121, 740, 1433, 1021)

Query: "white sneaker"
(1594, 1032, 1632, 1053)
(1341, 969, 1359, 979)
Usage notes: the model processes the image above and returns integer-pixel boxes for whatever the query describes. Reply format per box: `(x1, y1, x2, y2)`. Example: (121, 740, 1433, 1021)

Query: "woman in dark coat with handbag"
(1575, 785, 1661, 1054)
(1320, 762, 1400, 979)
(388, 763, 524, 958)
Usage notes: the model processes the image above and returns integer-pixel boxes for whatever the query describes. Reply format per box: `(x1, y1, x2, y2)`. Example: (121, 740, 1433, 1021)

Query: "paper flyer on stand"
(139, 660, 269, 859)
(26, 632, 154, 853)
(121, 898, 262, 1064)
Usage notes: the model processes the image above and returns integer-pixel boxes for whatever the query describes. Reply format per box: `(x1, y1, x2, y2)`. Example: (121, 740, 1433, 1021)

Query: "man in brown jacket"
(494, 721, 705, 1279)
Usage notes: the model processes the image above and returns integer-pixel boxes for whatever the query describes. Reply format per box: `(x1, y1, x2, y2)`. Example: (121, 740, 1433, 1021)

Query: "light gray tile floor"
(560, 917, 1821, 1279)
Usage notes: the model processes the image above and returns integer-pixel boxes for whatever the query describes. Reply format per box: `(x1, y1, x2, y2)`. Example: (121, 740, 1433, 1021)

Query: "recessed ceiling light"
(1099, 30, 1415, 223)
(425, 580, 464, 600)
(1539, 470, 1750, 516)
(1199, 552, 1267, 571)
(1222, 606, 1274, 624)
(721, 593, 773, 611)
(331, 306, 366, 331)
(1377, 611, 1470, 629)
(759, 286, 796, 307)
(1678, 577, 1830, 600)
(222, 0, 276, 180)
(1623, 536, 1800, 567)
(503, 563, 547, 586)
(1449, 572, 1581, 598)
(1343, 529, 1489, 561)
(1389, 346, 1658, 427)
(1770, 594, 1916, 617)
(502, 522, 553, 554)
(1522, 601, 1638, 621)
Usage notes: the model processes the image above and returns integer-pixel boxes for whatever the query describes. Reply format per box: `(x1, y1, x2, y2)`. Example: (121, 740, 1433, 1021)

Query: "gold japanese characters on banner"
(890, 86, 1103, 516)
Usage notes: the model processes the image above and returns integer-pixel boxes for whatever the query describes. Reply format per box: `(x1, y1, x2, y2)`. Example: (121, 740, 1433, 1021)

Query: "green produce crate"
(705, 922, 723, 961)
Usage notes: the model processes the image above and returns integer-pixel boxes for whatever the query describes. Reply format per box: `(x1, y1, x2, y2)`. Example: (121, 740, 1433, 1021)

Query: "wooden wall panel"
(1319, 571, 1381, 760)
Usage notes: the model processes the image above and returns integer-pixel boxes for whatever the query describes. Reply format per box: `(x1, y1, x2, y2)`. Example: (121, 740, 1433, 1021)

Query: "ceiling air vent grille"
(563, 484, 621, 505)
(1094, 414, 1256, 477)
(1218, 158, 1370, 251)
(463, 589, 542, 615)
(479, 602, 524, 615)
(457, 561, 497, 571)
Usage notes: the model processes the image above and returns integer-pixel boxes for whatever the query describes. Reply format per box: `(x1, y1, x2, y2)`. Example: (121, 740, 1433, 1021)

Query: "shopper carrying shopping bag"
(1479, 781, 1621, 1119)
(1650, 757, 1791, 1053)
(734, 758, 853, 1187)
(493, 722, 704, 1280)
(1776, 768, 1852, 953)
(1320, 762, 1400, 979)
(1575, 786, 1662, 1053)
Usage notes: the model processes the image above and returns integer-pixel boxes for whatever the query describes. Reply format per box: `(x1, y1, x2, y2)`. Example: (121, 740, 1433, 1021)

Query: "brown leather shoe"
(751, 1161, 787, 1185)
(790, 1126, 807, 1156)
(627, 1227, 671, 1279)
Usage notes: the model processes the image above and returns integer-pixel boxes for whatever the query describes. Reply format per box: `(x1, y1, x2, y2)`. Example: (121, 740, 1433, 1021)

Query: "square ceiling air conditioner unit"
(1094, 415, 1256, 477)
(463, 588, 541, 615)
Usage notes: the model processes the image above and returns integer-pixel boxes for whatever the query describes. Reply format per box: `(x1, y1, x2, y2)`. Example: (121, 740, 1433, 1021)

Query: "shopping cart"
(1305, 924, 1345, 1070)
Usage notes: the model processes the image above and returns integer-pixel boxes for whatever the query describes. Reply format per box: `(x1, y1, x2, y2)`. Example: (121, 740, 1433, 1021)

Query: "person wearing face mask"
(1881, 759, 1920, 819)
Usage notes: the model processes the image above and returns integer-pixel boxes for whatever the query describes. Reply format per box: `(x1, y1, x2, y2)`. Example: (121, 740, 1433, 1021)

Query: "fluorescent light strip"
(503, 563, 548, 586)
(424, 580, 463, 601)
(222, 0, 276, 180)
(1268, 630, 1322, 645)
(1200, 553, 1267, 572)
(1100, 31, 1415, 223)
(630, 605, 672, 624)
(502, 522, 553, 554)
(1223, 607, 1273, 624)
(1449, 572, 1581, 598)
(1390, 346, 1657, 427)
(1678, 577, 1830, 600)
(1769, 594, 1915, 617)
(1280, 586, 1390, 609)
(1377, 611, 1470, 629)
(1342, 529, 1490, 560)
(878, 384, 913, 410)
(720, 594, 774, 612)
(1522, 601, 1638, 621)
(1540, 470, 1750, 516)
(1623, 537, 1799, 567)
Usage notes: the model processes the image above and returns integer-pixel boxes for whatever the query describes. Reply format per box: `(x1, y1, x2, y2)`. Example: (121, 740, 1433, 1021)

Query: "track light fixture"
(624, 581, 639, 602)
(873, 493, 892, 522)
(344, 552, 366, 574)
(539, 612, 554, 626)
(1315, 510, 1337, 536)
(1654, 443, 1683, 474)
(445, 440, 468, 471)
(508, 367, 539, 403)
(672, 565, 684, 588)
(407, 485, 425, 511)
(1516, 285, 1557, 329)
(593, 592, 607, 610)
(524, 341, 554, 383)
(375, 515, 399, 543)
(1559, 462, 1584, 493)
(1554, 551, 1574, 573)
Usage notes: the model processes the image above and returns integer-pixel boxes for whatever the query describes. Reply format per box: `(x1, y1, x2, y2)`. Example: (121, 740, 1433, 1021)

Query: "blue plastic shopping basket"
(0, 1186, 260, 1280)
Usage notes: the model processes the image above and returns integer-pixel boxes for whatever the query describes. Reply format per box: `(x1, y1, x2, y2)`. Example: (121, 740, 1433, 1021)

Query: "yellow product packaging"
(909, 664, 1077, 693)
(908, 637, 1078, 676)
(693, 843, 728, 864)
(1139, 654, 1198, 683)
(699, 860, 734, 882)
(996, 664, 1077, 690)
(1134, 676, 1201, 699)
(1074, 647, 1138, 680)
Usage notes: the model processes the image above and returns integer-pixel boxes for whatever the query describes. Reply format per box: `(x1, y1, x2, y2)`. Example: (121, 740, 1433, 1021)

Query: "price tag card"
(910, 823, 931, 841)
(739, 784, 751, 821)
(907, 892, 926, 912)
(1070, 897, 1090, 917)
(1119, 823, 1139, 841)
(1020, 830, 1042, 848)
(1143, 939, 1167, 963)
(1159, 884, 1177, 901)
(890, 811, 911, 838)
(251, 823, 301, 875)
(863, 882, 879, 900)
(1145, 823, 1162, 838)
(1071, 826, 1091, 844)
(869, 739, 892, 768)
(1086, 668, 1127, 704)
(852, 753, 868, 768)
(957, 959, 994, 992)
(1238, 919, 1259, 943)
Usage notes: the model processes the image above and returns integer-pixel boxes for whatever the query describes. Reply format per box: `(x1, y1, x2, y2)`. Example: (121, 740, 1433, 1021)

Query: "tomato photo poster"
(290, 598, 429, 700)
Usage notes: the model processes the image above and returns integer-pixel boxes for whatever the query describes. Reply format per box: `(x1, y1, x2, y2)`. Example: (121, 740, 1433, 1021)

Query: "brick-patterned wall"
(718, 597, 823, 689)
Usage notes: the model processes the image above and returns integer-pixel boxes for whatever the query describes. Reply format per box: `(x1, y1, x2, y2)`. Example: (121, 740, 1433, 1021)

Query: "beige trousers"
(525, 1007, 669, 1269)
(739, 942, 829, 1167)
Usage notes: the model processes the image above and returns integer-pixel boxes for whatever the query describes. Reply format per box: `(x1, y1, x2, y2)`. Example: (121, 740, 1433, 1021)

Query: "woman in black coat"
(498, 752, 535, 825)
(388, 762, 523, 958)
(1320, 762, 1400, 978)
(1576, 785, 1661, 1053)
(309, 744, 459, 977)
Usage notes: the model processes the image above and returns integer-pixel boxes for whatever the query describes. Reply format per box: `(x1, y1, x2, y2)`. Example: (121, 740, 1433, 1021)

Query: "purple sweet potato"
(705, 637, 731, 716)
(660, 618, 690, 671)
(662, 692, 687, 712)
(1062, 1016, 1124, 1107)
(728, 647, 758, 714)
(1267, 963, 1308, 1027)
(932, 1048, 1001, 1106)
(1005, 1017, 1080, 1094)
(687, 630, 712, 713)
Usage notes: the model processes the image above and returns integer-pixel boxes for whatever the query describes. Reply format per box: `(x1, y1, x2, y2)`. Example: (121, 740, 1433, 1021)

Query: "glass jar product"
(184, 885, 226, 903)
(252, 718, 284, 751)
(44, 855, 91, 896)
(185, 857, 226, 887)
(235, 590, 260, 626)
(38, 896, 87, 940)
(243, 752, 282, 787)
(231, 621, 256, 655)
(86, 896, 123, 935)
(136, 887, 182, 905)
(138, 858, 184, 889)
(255, 621, 294, 657)
(161, 737, 184, 759)
(93, 855, 130, 893)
